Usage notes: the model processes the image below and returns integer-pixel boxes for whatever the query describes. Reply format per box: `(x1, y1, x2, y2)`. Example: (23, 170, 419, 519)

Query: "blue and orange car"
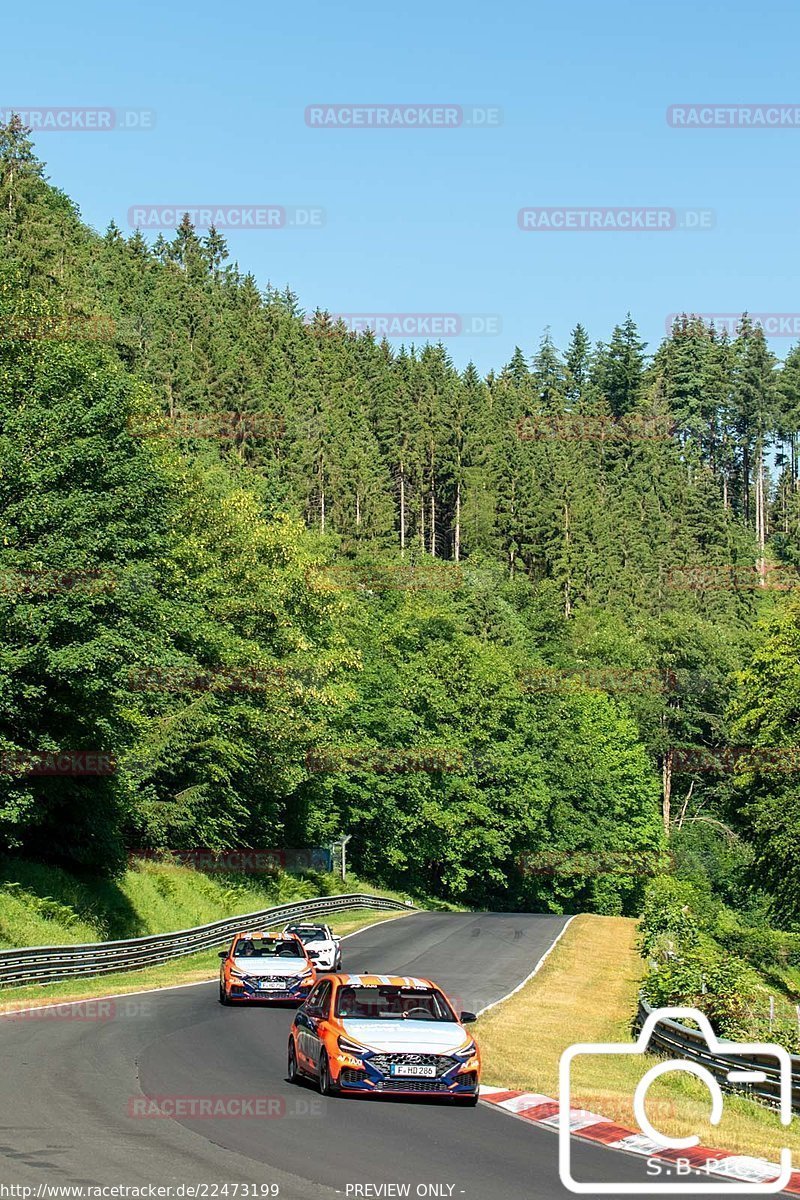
(219, 930, 316, 1004)
(287, 973, 480, 1103)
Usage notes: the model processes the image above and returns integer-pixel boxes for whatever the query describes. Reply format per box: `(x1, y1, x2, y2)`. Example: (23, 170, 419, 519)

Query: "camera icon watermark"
(558, 1007, 792, 1193)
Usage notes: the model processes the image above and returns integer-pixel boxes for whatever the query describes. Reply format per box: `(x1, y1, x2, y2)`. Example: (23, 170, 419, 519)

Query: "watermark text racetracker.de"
(130, 848, 333, 873)
(128, 1095, 321, 1120)
(305, 104, 501, 128)
(306, 746, 467, 774)
(127, 206, 324, 231)
(0, 567, 117, 599)
(516, 413, 675, 442)
(518, 207, 714, 232)
(0, 751, 116, 777)
(518, 666, 677, 696)
(311, 314, 501, 338)
(666, 312, 800, 338)
(125, 663, 294, 694)
(517, 850, 671, 878)
(664, 562, 799, 591)
(667, 103, 800, 128)
(1, 107, 155, 131)
(0, 998, 151, 1021)
(0, 314, 115, 343)
(306, 561, 463, 592)
(127, 411, 284, 442)
(671, 745, 800, 774)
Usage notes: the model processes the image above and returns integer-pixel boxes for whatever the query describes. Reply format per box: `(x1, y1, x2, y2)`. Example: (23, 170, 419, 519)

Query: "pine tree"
(732, 316, 777, 565)
(594, 314, 647, 417)
(565, 323, 592, 403)
(0, 115, 44, 235)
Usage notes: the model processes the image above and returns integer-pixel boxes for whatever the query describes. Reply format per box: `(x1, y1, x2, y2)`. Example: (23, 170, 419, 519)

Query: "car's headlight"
(337, 1035, 368, 1054)
(457, 1040, 477, 1058)
(229, 969, 249, 981)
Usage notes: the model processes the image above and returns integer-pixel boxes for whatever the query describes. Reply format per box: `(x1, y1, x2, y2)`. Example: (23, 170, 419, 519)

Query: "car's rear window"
(334, 985, 455, 1021)
(233, 937, 305, 958)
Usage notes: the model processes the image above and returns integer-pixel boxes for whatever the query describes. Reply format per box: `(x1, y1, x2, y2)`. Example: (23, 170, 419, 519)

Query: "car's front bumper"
(333, 1050, 479, 1097)
(227, 978, 313, 1002)
(338, 1070, 479, 1097)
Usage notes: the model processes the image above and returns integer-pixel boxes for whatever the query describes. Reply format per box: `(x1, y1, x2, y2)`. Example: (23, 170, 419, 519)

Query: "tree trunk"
(755, 442, 766, 585)
(399, 462, 406, 555)
(675, 781, 694, 831)
(454, 479, 461, 563)
(430, 473, 436, 556)
(662, 748, 673, 835)
(563, 499, 571, 618)
(743, 443, 751, 525)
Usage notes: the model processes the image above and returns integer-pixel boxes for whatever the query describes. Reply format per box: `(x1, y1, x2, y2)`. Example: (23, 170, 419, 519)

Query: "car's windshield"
(293, 928, 327, 942)
(335, 985, 455, 1021)
(233, 937, 305, 959)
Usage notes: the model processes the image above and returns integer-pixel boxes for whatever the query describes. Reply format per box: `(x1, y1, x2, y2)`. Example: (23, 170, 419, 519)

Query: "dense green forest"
(2, 114, 800, 922)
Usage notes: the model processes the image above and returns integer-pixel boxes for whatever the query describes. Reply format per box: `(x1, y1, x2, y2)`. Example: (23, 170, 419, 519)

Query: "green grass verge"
(0, 857, 452, 952)
(0, 856, 415, 948)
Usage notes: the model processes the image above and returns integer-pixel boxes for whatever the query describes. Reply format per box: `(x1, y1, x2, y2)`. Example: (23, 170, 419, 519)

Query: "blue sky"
(6, 0, 800, 371)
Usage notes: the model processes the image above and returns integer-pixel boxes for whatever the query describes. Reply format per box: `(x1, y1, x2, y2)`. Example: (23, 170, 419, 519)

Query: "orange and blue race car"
(287, 973, 480, 1103)
(219, 930, 316, 1004)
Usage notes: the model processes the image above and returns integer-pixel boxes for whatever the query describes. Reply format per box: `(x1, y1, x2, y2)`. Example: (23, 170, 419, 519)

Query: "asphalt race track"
(0, 911, 741, 1197)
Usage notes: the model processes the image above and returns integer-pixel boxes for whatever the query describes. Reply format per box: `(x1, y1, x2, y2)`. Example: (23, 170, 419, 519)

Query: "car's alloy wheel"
(287, 1039, 300, 1083)
(318, 1051, 337, 1096)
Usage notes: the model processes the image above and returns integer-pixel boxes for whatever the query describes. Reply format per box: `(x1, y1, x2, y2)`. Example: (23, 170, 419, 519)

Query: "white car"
(282, 922, 342, 972)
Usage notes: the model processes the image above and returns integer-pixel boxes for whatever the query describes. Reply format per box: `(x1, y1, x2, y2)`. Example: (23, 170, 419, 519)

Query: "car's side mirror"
(460, 1011, 477, 1024)
(218, 951, 228, 959)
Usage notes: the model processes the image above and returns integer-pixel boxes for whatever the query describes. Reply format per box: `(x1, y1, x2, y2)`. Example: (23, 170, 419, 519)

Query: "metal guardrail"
(0, 893, 413, 988)
(637, 995, 800, 1111)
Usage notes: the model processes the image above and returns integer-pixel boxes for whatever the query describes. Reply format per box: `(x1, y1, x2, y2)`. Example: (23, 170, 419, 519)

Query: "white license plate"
(259, 981, 284, 990)
(390, 1064, 437, 1078)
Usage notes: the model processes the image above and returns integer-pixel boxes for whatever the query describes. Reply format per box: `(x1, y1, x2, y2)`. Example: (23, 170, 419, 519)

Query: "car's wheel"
(334, 953, 342, 970)
(218, 981, 230, 1005)
(318, 1051, 338, 1097)
(287, 1039, 300, 1084)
